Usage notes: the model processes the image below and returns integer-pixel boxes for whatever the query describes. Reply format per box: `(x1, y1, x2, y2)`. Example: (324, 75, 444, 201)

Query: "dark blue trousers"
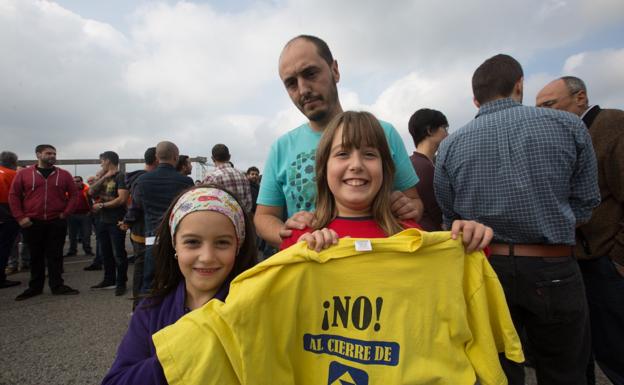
(97, 222, 127, 288)
(579, 256, 624, 385)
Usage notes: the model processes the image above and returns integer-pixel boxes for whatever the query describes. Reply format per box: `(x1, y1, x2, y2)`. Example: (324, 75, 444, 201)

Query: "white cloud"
(1, 0, 623, 174)
(347, 66, 479, 151)
(562, 48, 624, 107)
(124, 2, 284, 112)
(523, 48, 624, 108)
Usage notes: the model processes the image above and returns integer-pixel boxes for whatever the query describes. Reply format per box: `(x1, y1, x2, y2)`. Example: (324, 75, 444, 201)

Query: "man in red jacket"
(9, 144, 80, 301)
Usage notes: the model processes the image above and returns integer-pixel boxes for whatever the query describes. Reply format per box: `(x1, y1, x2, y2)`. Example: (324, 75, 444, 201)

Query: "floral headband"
(169, 187, 246, 251)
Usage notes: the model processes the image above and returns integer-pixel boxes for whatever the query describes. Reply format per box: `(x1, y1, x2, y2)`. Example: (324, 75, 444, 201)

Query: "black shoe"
(91, 281, 116, 289)
(64, 251, 77, 257)
(84, 264, 102, 271)
(15, 288, 43, 301)
(115, 286, 127, 296)
(0, 280, 21, 289)
(52, 285, 79, 295)
(85, 251, 94, 256)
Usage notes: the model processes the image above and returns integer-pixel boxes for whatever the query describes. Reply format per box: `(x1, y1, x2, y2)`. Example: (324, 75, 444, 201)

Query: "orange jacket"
(0, 165, 17, 204)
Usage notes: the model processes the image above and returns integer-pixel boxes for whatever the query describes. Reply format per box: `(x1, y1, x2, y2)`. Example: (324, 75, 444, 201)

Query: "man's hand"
(298, 228, 339, 252)
(59, 213, 66, 219)
(450, 220, 494, 253)
(279, 211, 315, 240)
(18, 217, 32, 228)
(117, 221, 129, 231)
(390, 190, 423, 221)
(613, 260, 624, 278)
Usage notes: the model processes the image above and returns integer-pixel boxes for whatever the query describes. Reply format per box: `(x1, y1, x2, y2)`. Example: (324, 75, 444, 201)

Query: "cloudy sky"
(2, 0, 623, 179)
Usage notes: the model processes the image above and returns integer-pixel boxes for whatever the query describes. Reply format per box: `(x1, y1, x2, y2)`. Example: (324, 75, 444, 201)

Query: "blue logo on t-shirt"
(328, 361, 368, 385)
(287, 149, 316, 212)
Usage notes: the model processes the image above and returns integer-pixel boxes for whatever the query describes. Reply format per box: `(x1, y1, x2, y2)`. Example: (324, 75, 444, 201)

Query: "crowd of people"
(0, 34, 622, 385)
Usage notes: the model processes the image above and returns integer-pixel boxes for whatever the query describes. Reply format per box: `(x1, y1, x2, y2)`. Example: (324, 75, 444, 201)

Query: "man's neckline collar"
(581, 105, 601, 128)
(581, 105, 600, 120)
(303, 122, 324, 135)
(215, 162, 233, 169)
(476, 98, 521, 118)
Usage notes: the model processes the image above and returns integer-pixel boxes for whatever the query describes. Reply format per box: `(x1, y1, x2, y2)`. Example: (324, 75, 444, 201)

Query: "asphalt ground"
(0, 251, 131, 385)
(0, 241, 611, 385)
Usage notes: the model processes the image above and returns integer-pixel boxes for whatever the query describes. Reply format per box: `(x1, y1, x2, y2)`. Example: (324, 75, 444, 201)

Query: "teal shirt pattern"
(257, 121, 419, 218)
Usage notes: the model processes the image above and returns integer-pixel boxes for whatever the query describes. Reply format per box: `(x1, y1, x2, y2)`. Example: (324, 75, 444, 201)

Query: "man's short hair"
(144, 147, 157, 166)
(35, 144, 56, 153)
(0, 151, 18, 168)
(408, 109, 448, 146)
(100, 151, 120, 166)
(156, 141, 179, 162)
(177, 155, 190, 171)
(286, 35, 334, 66)
(212, 144, 231, 162)
(74, 175, 83, 182)
(560, 76, 587, 94)
(246, 166, 259, 175)
(472, 54, 523, 104)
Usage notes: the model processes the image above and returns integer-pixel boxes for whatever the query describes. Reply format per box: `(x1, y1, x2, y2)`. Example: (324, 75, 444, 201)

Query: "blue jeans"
(7, 233, 30, 269)
(67, 214, 92, 254)
(90, 216, 103, 267)
(97, 222, 127, 288)
(579, 256, 624, 385)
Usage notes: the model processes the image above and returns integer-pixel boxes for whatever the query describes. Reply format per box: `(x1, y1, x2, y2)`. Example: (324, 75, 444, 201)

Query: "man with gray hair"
(537, 76, 624, 385)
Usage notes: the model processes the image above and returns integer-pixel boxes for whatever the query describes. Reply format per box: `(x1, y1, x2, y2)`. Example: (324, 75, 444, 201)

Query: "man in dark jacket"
(121, 147, 157, 307)
(537, 76, 624, 385)
(9, 144, 80, 300)
(131, 141, 193, 293)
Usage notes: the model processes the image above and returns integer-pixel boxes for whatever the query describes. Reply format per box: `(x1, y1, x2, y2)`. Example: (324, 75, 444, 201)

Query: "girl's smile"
(327, 126, 383, 217)
(174, 211, 237, 309)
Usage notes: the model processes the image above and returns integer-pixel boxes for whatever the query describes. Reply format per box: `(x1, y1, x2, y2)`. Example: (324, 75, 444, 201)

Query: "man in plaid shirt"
(435, 54, 600, 385)
(203, 144, 252, 213)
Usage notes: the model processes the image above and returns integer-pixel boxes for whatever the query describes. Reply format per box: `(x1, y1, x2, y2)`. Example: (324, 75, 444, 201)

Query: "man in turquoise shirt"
(255, 35, 423, 246)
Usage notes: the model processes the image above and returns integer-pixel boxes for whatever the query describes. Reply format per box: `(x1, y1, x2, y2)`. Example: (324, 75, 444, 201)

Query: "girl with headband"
(102, 185, 257, 385)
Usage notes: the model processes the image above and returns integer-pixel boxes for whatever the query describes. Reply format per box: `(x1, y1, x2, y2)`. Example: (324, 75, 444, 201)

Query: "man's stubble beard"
(304, 81, 339, 125)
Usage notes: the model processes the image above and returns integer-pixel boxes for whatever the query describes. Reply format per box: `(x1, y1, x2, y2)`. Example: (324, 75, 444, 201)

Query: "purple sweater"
(102, 281, 228, 385)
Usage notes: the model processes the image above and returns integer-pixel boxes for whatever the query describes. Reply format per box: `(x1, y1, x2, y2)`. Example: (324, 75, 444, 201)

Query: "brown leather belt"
(490, 243, 573, 258)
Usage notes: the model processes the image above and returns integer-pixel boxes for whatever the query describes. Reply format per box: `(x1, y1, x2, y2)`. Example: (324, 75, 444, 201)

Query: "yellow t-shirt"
(154, 229, 523, 385)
